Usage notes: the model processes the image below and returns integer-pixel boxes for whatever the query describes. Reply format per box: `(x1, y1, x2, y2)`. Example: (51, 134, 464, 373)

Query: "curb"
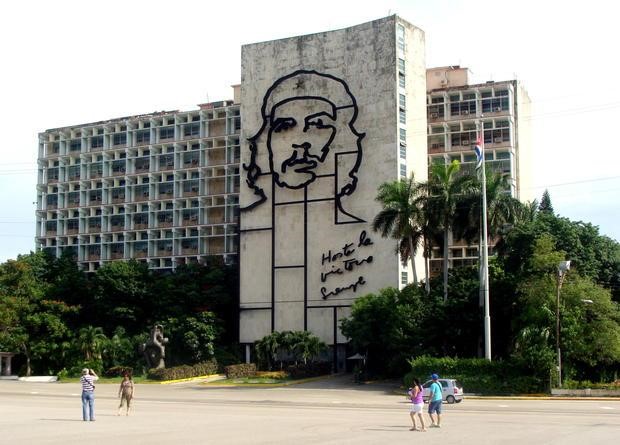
(201, 374, 335, 388)
(158, 374, 226, 385)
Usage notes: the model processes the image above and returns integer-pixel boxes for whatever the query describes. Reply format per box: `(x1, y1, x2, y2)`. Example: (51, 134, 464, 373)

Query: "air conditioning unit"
(494, 137, 503, 143)
(430, 112, 438, 119)
(461, 110, 469, 115)
(431, 143, 440, 149)
(495, 107, 502, 112)
(462, 140, 470, 146)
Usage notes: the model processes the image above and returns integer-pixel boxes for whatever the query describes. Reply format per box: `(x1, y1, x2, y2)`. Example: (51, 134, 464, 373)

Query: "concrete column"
(245, 344, 251, 364)
(5, 355, 11, 376)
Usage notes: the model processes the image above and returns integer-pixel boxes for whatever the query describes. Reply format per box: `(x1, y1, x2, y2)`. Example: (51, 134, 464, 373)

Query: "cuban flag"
(473, 137, 483, 171)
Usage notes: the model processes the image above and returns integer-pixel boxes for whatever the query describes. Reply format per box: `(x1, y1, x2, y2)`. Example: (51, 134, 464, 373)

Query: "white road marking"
(599, 406, 615, 410)
(497, 404, 509, 408)
(30, 391, 39, 394)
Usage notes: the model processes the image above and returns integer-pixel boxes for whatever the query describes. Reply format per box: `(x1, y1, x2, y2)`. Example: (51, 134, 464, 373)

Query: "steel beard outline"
(319, 230, 374, 299)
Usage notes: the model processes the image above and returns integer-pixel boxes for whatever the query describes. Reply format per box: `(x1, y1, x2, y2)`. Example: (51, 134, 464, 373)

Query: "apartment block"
(36, 92, 241, 272)
(426, 66, 532, 273)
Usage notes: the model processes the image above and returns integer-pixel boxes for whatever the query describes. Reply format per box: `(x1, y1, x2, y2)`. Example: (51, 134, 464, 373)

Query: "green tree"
(164, 312, 221, 365)
(539, 190, 554, 214)
(421, 160, 477, 301)
(373, 174, 424, 284)
(76, 326, 107, 361)
(340, 286, 426, 375)
(91, 260, 152, 334)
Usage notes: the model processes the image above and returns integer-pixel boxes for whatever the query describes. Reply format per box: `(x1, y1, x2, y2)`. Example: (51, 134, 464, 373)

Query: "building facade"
(36, 96, 241, 272)
(238, 16, 427, 368)
(426, 66, 532, 273)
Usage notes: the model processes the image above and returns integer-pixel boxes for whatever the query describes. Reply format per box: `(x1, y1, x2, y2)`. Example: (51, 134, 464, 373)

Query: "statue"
(141, 324, 169, 369)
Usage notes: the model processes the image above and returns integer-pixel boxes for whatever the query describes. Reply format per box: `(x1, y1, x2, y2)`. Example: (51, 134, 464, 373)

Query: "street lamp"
(556, 260, 570, 388)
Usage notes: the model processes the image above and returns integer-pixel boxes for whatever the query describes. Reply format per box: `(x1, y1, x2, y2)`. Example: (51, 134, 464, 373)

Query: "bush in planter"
(147, 359, 218, 381)
(104, 366, 134, 378)
(224, 363, 257, 379)
(286, 361, 331, 379)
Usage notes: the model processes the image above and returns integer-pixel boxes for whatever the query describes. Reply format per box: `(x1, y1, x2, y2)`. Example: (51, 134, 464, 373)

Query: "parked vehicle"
(422, 378, 464, 404)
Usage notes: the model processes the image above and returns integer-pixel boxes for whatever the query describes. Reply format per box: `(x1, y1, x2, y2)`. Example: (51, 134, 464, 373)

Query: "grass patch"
(57, 376, 151, 384)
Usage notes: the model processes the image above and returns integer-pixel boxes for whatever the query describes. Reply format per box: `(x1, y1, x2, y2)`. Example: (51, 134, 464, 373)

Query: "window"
(400, 163, 407, 178)
(399, 128, 406, 142)
(401, 271, 408, 285)
(91, 136, 103, 148)
(183, 123, 200, 137)
(399, 94, 406, 109)
(398, 58, 405, 74)
(398, 72, 405, 88)
(397, 24, 405, 51)
(400, 145, 406, 160)
(136, 130, 150, 144)
(70, 140, 81, 152)
(113, 133, 127, 146)
(399, 109, 406, 124)
(160, 126, 174, 140)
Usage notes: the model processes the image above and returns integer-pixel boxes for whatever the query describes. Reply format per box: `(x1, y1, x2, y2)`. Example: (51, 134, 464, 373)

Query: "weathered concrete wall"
(239, 16, 426, 361)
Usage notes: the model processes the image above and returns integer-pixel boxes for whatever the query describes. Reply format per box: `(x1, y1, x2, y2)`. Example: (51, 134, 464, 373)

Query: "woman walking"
(117, 373, 134, 416)
(408, 378, 427, 431)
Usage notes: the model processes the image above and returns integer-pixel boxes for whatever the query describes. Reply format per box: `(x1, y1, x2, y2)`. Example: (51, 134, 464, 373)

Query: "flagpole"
(478, 121, 492, 361)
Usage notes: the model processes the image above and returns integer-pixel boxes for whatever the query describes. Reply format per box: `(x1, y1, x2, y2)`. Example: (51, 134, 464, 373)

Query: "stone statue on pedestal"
(141, 324, 169, 369)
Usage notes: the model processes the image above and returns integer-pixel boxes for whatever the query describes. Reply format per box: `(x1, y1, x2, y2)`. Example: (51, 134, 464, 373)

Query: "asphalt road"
(1, 376, 618, 444)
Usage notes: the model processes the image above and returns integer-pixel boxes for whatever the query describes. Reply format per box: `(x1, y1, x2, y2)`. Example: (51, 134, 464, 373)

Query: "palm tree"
(77, 326, 107, 361)
(372, 174, 424, 285)
(421, 160, 477, 301)
(456, 171, 523, 243)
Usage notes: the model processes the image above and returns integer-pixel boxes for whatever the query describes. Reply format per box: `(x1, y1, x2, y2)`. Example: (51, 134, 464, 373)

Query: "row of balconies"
(39, 214, 238, 237)
(42, 117, 240, 157)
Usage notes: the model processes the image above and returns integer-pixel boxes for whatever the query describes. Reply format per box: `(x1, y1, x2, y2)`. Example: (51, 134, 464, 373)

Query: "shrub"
(104, 366, 134, 378)
(147, 359, 218, 381)
(286, 361, 331, 379)
(224, 363, 257, 379)
(404, 356, 549, 394)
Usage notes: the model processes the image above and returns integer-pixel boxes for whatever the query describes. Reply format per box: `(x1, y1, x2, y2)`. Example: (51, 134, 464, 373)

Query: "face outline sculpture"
(267, 97, 337, 189)
(243, 69, 365, 221)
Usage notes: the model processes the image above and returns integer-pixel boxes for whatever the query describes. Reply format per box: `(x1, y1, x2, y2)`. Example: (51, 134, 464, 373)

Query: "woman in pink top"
(407, 378, 427, 431)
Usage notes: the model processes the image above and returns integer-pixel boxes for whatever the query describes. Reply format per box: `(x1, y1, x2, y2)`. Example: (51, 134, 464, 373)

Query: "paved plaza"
(1, 376, 619, 444)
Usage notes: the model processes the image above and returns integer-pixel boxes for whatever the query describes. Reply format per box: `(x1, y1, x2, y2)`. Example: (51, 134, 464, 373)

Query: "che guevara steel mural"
(240, 69, 375, 331)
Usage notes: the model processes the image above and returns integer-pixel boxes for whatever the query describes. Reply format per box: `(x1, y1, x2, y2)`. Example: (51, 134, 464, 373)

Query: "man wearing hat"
(80, 368, 98, 421)
(428, 373, 443, 428)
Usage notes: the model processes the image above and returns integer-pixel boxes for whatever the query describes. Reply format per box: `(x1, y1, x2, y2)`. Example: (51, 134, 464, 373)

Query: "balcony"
(135, 223, 148, 230)
(182, 247, 199, 255)
(111, 225, 124, 232)
(67, 228, 79, 235)
(87, 254, 100, 261)
(111, 252, 124, 259)
(134, 251, 147, 259)
(112, 195, 125, 204)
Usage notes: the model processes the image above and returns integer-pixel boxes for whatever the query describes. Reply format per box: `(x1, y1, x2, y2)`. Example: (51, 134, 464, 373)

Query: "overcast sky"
(1, 0, 618, 262)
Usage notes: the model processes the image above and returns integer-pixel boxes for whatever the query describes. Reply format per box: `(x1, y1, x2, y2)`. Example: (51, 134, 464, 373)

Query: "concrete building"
(426, 66, 532, 273)
(36, 94, 241, 272)
(238, 16, 427, 368)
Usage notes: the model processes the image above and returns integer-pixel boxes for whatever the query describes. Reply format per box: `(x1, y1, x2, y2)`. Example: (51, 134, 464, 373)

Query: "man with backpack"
(428, 373, 443, 428)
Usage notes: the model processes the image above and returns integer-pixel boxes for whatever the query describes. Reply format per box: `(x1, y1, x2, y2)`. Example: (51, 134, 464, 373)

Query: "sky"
(0, 0, 618, 262)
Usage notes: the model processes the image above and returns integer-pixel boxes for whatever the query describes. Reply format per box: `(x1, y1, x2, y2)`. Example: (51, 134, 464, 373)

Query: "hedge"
(104, 366, 134, 378)
(286, 362, 331, 379)
(224, 363, 257, 379)
(147, 360, 218, 381)
(404, 356, 549, 394)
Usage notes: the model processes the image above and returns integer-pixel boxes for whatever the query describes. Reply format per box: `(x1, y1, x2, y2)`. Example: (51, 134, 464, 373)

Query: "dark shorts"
(428, 400, 442, 414)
